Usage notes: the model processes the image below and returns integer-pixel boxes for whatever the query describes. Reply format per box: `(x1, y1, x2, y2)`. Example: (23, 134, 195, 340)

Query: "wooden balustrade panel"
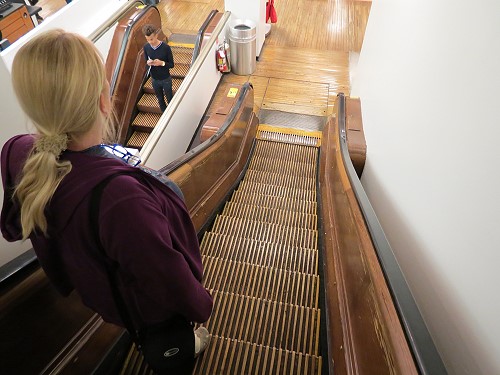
(345, 97, 367, 177)
(168, 85, 258, 230)
(104, 4, 162, 144)
(319, 112, 417, 375)
(0, 266, 95, 374)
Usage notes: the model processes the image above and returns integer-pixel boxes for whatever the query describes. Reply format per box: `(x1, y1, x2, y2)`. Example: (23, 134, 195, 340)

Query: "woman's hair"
(11, 29, 111, 239)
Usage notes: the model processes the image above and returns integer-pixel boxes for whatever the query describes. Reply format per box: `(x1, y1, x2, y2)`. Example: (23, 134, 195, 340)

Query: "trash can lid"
(229, 19, 257, 39)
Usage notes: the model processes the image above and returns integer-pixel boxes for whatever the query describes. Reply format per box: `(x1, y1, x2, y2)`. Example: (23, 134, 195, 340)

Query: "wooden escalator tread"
(201, 232, 319, 275)
(131, 112, 161, 131)
(200, 289, 320, 355)
(202, 255, 320, 309)
(143, 77, 184, 94)
(122, 336, 322, 375)
(126, 131, 151, 149)
(194, 335, 322, 375)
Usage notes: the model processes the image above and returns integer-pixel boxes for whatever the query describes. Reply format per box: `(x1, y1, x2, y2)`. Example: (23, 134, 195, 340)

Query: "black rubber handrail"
(191, 9, 219, 64)
(336, 93, 447, 375)
(159, 82, 252, 175)
(109, 2, 155, 96)
(0, 249, 37, 285)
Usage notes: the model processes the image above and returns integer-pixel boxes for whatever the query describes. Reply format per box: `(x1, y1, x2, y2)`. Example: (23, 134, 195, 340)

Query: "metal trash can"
(228, 19, 257, 75)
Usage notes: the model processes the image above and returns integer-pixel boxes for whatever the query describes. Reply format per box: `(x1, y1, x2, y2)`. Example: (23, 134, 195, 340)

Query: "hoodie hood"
(1, 134, 137, 240)
(50, 150, 136, 233)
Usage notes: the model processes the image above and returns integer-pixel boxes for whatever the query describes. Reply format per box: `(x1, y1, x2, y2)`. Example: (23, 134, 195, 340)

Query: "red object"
(266, 0, 278, 23)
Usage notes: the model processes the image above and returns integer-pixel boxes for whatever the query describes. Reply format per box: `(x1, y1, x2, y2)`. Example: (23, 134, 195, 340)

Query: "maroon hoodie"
(1, 134, 213, 327)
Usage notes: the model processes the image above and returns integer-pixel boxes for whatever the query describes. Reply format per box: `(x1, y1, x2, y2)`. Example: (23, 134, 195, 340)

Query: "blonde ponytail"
(11, 29, 108, 239)
(14, 147, 72, 238)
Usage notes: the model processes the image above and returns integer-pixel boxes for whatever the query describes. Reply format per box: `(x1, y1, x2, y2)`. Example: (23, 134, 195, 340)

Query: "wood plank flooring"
(36, 0, 370, 118)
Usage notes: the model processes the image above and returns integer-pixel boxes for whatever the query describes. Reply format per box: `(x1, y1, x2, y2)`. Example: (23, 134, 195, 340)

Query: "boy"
(142, 24, 174, 112)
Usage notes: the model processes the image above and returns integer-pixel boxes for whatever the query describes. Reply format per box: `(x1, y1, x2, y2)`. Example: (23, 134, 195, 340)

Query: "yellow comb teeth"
(256, 125, 322, 147)
(168, 42, 195, 49)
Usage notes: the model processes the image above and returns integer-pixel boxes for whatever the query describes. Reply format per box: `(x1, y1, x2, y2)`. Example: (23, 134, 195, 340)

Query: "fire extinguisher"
(216, 40, 231, 73)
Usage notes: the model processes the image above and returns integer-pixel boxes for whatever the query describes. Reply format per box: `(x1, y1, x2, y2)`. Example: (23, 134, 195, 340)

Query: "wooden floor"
(37, 0, 370, 118)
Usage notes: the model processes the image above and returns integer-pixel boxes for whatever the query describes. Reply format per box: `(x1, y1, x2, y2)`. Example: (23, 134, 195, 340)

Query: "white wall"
(0, 0, 127, 266)
(224, 0, 266, 57)
(351, 1, 500, 374)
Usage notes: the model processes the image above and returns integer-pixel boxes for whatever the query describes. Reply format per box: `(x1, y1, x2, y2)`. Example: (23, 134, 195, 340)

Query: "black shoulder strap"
(89, 172, 142, 342)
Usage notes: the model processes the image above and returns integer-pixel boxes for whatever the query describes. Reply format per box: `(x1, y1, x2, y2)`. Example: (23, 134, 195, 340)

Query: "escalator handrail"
(108, 2, 156, 96)
(0, 249, 37, 285)
(89, 1, 143, 43)
(159, 82, 252, 175)
(336, 93, 448, 375)
(192, 9, 219, 64)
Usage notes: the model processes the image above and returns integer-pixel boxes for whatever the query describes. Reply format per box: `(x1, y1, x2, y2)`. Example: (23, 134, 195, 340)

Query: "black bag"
(138, 317, 195, 373)
(90, 172, 195, 374)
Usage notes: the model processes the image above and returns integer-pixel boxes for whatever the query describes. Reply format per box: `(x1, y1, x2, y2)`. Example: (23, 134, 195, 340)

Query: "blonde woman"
(0, 29, 212, 374)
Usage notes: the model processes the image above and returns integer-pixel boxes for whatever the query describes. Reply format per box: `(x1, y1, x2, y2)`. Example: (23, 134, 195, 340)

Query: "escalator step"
(137, 93, 164, 114)
(211, 215, 318, 250)
(236, 180, 317, 202)
(200, 289, 320, 355)
(131, 112, 161, 132)
(171, 63, 190, 78)
(170, 45, 195, 57)
(200, 232, 318, 275)
(126, 131, 150, 149)
(244, 169, 316, 192)
(143, 77, 183, 95)
(222, 202, 317, 230)
(202, 255, 319, 309)
(257, 128, 322, 148)
(248, 159, 317, 180)
(193, 335, 322, 375)
(252, 139, 319, 164)
(120, 335, 322, 375)
(171, 50, 193, 65)
(230, 191, 317, 215)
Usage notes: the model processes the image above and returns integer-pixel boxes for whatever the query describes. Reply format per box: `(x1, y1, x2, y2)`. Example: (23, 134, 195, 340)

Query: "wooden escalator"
(120, 127, 324, 374)
(0, 85, 433, 375)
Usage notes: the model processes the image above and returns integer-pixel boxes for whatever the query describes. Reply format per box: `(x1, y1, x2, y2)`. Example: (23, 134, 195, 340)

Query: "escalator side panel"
(168, 87, 258, 230)
(104, 6, 163, 144)
(0, 268, 95, 374)
(319, 115, 418, 375)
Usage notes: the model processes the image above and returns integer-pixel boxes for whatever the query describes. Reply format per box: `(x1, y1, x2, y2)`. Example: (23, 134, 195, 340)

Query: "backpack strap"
(89, 171, 143, 343)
